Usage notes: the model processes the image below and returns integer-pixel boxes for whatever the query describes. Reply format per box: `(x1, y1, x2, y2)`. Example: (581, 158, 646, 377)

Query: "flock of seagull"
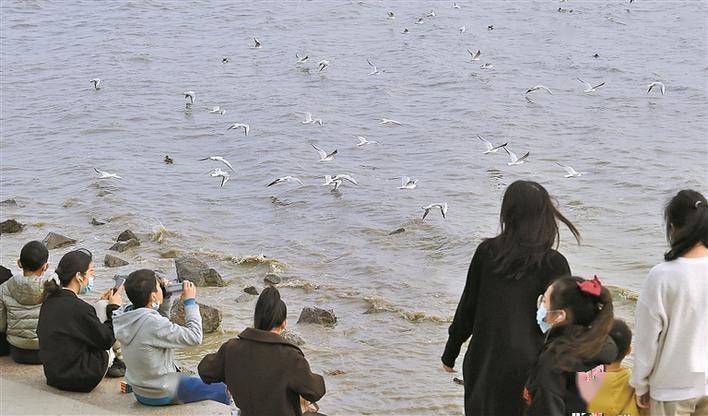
(88, 1, 667, 222)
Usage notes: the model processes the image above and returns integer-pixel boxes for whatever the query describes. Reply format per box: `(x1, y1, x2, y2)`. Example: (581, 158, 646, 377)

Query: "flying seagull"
(453, 3, 461, 9)
(356, 136, 379, 146)
(94, 168, 123, 180)
(90, 79, 101, 90)
(312, 144, 337, 161)
(227, 123, 250, 136)
(577, 78, 605, 93)
(318, 60, 330, 72)
(398, 176, 418, 190)
(367, 59, 380, 75)
(647, 81, 665, 95)
(467, 49, 481, 61)
(210, 106, 226, 115)
(296, 53, 309, 64)
(556, 162, 586, 178)
(380, 118, 402, 125)
(199, 156, 234, 171)
(422, 203, 448, 220)
(329, 174, 358, 191)
(477, 135, 508, 154)
(525, 85, 553, 95)
(253, 37, 262, 48)
(504, 147, 530, 166)
(209, 168, 230, 187)
(184, 91, 195, 104)
(222, 57, 229, 63)
(267, 176, 304, 187)
(302, 113, 323, 125)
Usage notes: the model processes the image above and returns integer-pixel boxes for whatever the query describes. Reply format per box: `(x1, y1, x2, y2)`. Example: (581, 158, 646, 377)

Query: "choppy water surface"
(1, 1, 707, 414)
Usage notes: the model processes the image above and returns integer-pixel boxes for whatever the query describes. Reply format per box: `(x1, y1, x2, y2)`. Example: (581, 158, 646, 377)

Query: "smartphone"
(164, 282, 184, 296)
(112, 276, 126, 294)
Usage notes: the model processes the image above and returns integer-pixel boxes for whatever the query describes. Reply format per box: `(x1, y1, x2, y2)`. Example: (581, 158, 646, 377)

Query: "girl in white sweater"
(631, 189, 708, 415)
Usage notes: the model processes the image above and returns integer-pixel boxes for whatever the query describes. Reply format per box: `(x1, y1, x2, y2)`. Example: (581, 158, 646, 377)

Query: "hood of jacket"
(7, 274, 48, 306)
(112, 304, 158, 345)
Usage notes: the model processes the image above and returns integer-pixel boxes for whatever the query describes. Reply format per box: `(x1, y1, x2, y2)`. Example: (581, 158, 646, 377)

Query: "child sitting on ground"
(113, 269, 230, 407)
(587, 319, 640, 416)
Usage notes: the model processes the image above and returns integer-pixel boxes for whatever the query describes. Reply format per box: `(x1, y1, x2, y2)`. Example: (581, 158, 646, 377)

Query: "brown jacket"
(198, 328, 326, 416)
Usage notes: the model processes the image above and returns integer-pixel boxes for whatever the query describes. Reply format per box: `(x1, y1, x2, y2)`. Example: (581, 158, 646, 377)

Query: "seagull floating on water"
(459, 26, 466, 35)
(453, 2, 461, 9)
(415, 17, 424, 25)
(380, 118, 402, 125)
(222, 57, 229, 63)
(577, 78, 605, 93)
(356, 136, 379, 146)
(480, 63, 494, 69)
(184, 91, 195, 104)
(557, 162, 586, 178)
(647, 81, 665, 95)
(253, 37, 262, 48)
(504, 147, 530, 166)
(227, 123, 250, 136)
(422, 203, 448, 220)
(387, 11, 395, 19)
(199, 156, 234, 171)
(302, 113, 323, 125)
(526, 85, 553, 95)
(402, 28, 409, 34)
(488, 25, 494, 30)
(296, 53, 309, 64)
(318, 60, 330, 72)
(94, 168, 123, 180)
(209, 168, 230, 187)
(367, 59, 380, 75)
(312, 144, 337, 161)
(164, 156, 173, 164)
(467, 49, 481, 61)
(210, 106, 226, 115)
(267, 176, 304, 187)
(425, 10, 436, 17)
(398, 176, 418, 190)
(90, 79, 101, 90)
(477, 135, 508, 154)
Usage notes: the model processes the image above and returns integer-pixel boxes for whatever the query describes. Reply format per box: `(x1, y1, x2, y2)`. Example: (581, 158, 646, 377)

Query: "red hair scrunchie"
(577, 275, 602, 297)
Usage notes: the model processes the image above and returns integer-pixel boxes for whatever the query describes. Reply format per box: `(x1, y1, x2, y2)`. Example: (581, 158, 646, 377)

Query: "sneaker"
(106, 358, 126, 378)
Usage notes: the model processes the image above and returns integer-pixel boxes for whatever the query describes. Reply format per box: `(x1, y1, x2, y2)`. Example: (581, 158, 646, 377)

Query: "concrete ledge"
(0, 357, 230, 415)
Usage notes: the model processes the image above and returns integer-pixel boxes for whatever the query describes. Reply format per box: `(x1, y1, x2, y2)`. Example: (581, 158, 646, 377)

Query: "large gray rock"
(264, 273, 282, 285)
(43, 232, 76, 250)
(91, 218, 106, 226)
(104, 254, 128, 268)
(297, 307, 337, 328)
(109, 238, 140, 253)
(281, 329, 305, 347)
(117, 230, 139, 242)
(0, 219, 24, 235)
(174, 256, 225, 287)
(170, 301, 222, 334)
(243, 286, 259, 295)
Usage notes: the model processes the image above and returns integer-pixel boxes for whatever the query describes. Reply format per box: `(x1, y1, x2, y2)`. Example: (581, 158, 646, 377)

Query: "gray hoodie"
(112, 299, 202, 399)
(0, 273, 51, 349)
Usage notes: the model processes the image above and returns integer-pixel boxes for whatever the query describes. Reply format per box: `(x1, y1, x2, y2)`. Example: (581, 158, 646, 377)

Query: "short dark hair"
(20, 241, 49, 272)
(254, 287, 287, 331)
(125, 269, 159, 308)
(608, 319, 632, 362)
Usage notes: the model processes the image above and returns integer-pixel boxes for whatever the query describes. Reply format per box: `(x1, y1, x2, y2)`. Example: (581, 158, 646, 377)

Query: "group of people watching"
(1, 180, 705, 416)
(0, 245, 325, 415)
(442, 182, 708, 416)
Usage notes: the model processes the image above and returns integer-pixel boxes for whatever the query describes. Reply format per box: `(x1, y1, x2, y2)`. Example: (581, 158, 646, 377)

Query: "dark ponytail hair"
(42, 249, 92, 302)
(664, 189, 708, 261)
(254, 286, 287, 331)
(547, 276, 614, 372)
(491, 180, 580, 280)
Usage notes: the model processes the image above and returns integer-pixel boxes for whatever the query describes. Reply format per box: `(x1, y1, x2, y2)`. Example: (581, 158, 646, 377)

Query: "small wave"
(199, 251, 288, 271)
(363, 296, 452, 324)
(277, 279, 319, 292)
(150, 221, 175, 243)
(607, 284, 638, 302)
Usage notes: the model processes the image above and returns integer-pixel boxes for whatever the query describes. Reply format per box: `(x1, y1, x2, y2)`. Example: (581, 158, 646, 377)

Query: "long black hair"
(547, 276, 614, 372)
(490, 180, 580, 280)
(41, 249, 92, 302)
(664, 189, 708, 261)
(254, 286, 287, 331)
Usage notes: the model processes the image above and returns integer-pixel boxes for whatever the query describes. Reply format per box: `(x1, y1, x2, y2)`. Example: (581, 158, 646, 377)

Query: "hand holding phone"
(112, 276, 126, 294)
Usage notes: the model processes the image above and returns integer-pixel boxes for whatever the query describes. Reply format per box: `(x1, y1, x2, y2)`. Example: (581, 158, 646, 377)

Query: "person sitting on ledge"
(198, 286, 326, 416)
(0, 265, 16, 356)
(37, 249, 122, 392)
(113, 269, 230, 407)
(0, 241, 50, 364)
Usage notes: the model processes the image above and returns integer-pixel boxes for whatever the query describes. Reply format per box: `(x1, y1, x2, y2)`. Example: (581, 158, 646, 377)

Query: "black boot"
(106, 358, 126, 378)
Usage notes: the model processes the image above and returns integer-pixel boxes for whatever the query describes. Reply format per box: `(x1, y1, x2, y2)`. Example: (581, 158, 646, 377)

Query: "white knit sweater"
(630, 256, 708, 401)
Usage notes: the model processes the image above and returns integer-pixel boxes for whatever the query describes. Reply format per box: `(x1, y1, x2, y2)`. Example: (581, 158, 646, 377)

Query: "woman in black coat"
(441, 180, 580, 416)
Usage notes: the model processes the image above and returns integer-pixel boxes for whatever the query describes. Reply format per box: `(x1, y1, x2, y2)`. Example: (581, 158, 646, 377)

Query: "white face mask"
(151, 301, 160, 310)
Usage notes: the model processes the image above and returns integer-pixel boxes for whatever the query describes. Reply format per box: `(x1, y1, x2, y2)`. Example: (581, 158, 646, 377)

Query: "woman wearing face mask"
(523, 275, 617, 416)
(37, 249, 122, 392)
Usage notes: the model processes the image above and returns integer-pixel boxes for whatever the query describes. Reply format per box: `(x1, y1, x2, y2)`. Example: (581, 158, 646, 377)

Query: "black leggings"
(9, 345, 41, 365)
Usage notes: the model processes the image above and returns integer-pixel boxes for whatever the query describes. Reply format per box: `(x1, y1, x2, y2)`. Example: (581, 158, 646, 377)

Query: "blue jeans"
(135, 375, 230, 406)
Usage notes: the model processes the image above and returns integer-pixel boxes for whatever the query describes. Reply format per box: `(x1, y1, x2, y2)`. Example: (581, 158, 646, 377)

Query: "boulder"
(174, 256, 225, 287)
(281, 330, 305, 347)
(264, 273, 282, 285)
(104, 254, 128, 268)
(117, 230, 139, 242)
(90, 218, 106, 226)
(0, 219, 24, 235)
(109, 238, 140, 253)
(170, 301, 222, 334)
(243, 286, 259, 295)
(159, 249, 181, 259)
(297, 307, 337, 328)
(43, 232, 76, 250)
(0, 199, 17, 206)
(234, 294, 254, 303)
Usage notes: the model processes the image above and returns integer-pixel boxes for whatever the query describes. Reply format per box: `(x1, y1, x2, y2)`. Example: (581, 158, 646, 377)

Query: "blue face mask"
(79, 275, 94, 295)
(536, 304, 553, 334)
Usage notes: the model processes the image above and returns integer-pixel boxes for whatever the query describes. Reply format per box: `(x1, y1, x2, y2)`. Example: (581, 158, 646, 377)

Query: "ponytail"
(254, 286, 287, 331)
(547, 276, 614, 372)
(41, 249, 92, 302)
(664, 190, 708, 261)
